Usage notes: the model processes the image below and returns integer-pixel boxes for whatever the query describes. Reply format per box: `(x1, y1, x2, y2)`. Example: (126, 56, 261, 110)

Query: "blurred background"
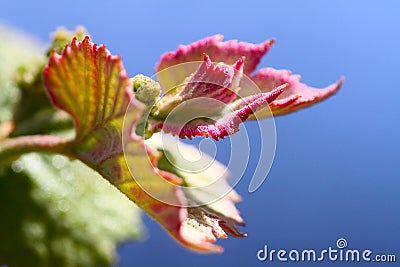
(1, 0, 399, 266)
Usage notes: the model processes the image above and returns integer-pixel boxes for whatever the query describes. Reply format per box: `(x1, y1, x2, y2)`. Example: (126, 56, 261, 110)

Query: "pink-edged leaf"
(155, 36, 342, 121)
(180, 54, 244, 103)
(154, 54, 244, 119)
(250, 67, 344, 117)
(44, 36, 132, 140)
(156, 35, 274, 91)
(149, 84, 287, 140)
(146, 134, 246, 252)
(43, 36, 185, 241)
(43, 36, 241, 253)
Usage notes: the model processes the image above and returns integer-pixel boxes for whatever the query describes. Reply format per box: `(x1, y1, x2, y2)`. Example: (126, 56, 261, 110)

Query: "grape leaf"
(43, 36, 191, 247)
(155, 35, 343, 120)
(0, 26, 144, 267)
(156, 35, 274, 91)
(43, 36, 245, 252)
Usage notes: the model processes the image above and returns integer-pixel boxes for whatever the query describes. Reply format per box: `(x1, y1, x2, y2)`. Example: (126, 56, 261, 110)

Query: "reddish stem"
(0, 135, 70, 166)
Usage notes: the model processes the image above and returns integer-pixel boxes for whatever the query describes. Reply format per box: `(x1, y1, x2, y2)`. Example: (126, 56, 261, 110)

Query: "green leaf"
(0, 153, 143, 267)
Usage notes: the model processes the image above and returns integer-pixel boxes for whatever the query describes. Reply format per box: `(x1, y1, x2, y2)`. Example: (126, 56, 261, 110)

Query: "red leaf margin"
(43, 36, 245, 253)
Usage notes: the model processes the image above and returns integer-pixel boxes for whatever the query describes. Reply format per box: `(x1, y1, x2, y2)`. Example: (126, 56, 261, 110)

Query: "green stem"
(0, 135, 71, 166)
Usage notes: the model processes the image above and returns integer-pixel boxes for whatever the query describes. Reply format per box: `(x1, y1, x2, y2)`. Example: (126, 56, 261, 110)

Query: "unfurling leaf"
(156, 35, 275, 90)
(137, 36, 342, 140)
(43, 36, 243, 252)
(250, 68, 344, 117)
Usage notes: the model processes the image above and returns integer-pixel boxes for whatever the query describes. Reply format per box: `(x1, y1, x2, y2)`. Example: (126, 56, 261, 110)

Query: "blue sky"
(1, 1, 399, 266)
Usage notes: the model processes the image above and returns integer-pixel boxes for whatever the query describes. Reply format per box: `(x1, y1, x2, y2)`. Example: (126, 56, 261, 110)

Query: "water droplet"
(52, 155, 67, 169)
(25, 154, 41, 172)
(11, 160, 24, 173)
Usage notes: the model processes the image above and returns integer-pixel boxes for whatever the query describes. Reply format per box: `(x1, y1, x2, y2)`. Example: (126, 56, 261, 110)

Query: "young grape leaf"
(0, 26, 144, 267)
(44, 36, 234, 252)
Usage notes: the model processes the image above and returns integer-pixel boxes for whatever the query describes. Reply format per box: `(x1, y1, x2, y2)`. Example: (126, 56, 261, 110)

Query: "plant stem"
(0, 135, 71, 166)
